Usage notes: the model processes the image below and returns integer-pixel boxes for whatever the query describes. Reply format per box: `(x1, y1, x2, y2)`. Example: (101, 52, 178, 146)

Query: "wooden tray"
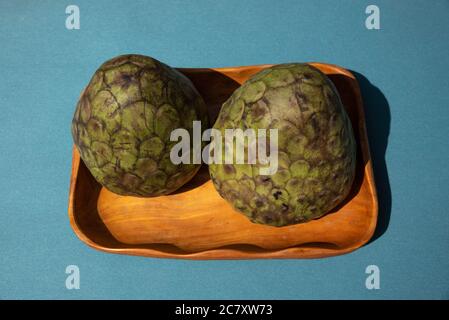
(68, 63, 378, 259)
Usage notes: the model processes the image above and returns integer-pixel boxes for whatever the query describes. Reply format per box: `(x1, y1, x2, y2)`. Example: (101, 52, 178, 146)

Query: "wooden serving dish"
(68, 63, 378, 259)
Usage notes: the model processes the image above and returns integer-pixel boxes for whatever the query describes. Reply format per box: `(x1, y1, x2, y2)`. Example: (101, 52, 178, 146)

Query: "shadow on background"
(351, 71, 392, 243)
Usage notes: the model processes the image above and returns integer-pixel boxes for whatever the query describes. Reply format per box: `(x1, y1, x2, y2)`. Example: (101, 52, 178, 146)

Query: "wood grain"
(68, 63, 378, 259)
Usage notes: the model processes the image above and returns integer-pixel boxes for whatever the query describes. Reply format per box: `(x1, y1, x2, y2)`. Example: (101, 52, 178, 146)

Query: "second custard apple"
(209, 63, 356, 226)
(72, 54, 208, 196)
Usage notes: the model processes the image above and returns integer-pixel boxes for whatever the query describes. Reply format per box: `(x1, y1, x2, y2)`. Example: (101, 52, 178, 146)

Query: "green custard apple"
(209, 63, 356, 226)
(72, 54, 208, 196)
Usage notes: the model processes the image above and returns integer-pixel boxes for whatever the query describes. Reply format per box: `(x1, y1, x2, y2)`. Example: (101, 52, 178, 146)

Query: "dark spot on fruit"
(273, 191, 282, 199)
(303, 73, 312, 80)
(118, 73, 134, 89)
(92, 121, 101, 131)
(224, 164, 236, 174)
(262, 177, 271, 182)
(310, 114, 320, 132)
(251, 103, 266, 119)
(255, 199, 264, 207)
(281, 203, 289, 211)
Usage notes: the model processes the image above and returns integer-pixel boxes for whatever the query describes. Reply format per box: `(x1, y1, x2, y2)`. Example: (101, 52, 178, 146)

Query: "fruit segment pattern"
(210, 64, 356, 226)
(72, 55, 208, 196)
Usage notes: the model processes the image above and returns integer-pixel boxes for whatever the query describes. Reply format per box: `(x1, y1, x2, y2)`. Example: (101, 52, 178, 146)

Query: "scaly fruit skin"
(209, 63, 356, 226)
(72, 54, 208, 197)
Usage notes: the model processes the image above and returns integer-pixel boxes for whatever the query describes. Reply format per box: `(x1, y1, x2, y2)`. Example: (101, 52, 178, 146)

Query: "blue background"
(1, 0, 448, 299)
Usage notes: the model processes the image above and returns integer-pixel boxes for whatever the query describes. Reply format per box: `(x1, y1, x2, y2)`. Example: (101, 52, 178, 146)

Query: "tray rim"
(68, 62, 378, 260)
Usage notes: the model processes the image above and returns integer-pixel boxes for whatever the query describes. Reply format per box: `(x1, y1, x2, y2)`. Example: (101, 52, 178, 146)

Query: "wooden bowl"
(68, 63, 378, 259)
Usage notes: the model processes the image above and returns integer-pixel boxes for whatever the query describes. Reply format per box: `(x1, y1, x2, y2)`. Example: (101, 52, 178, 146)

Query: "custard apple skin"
(209, 63, 356, 226)
(72, 54, 208, 197)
